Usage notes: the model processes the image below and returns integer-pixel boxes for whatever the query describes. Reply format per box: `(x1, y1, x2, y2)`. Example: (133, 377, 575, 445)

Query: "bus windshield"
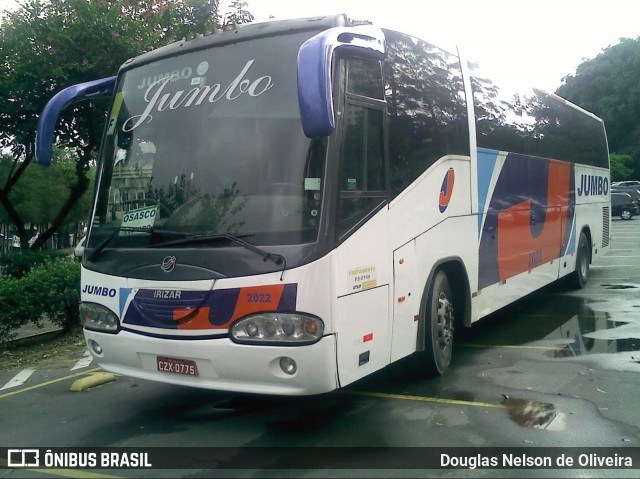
(90, 31, 325, 250)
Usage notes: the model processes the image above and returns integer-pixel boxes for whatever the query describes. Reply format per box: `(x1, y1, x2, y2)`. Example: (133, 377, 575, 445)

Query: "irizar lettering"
(82, 284, 117, 297)
(123, 59, 273, 132)
(577, 174, 609, 196)
(153, 290, 182, 299)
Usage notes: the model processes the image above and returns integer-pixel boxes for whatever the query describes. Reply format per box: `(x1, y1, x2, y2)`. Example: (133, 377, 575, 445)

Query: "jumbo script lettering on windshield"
(123, 59, 273, 132)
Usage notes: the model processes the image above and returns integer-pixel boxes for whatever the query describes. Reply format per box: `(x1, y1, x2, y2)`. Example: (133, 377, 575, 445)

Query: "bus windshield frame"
(89, 31, 327, 256)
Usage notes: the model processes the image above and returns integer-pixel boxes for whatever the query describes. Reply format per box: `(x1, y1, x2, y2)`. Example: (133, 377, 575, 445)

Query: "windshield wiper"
(86, 227, 183, 262)
(148, 233, 287, 277)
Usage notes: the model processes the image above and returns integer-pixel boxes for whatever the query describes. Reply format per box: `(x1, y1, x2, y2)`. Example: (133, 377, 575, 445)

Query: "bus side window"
(338, 104, 386, 237)
(382, 30, 470, 197)
(337, 56, 387, 239)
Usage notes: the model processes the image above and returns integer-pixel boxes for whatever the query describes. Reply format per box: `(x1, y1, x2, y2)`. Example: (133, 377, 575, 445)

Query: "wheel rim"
(621, 210, 632, 220)
(436, 290, 454, 351)
(579, 248, 588, 279)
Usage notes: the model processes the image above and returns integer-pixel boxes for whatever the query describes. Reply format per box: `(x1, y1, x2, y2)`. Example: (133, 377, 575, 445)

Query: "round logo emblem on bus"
(161, 256, 177, 273)
(439, 168, 455, 213)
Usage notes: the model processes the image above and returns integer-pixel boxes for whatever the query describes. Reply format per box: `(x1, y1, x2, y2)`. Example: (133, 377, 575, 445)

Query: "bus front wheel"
(423, 270, 454, 375)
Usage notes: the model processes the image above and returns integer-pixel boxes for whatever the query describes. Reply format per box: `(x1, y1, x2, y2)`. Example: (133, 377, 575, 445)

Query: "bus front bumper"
(83, 329, 339, 396)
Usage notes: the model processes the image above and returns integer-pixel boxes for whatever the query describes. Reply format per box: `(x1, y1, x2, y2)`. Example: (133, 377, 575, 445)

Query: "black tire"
(423, 270, 455, 375)
(620, 209, 633, 220)
(569, 231, 590, 289)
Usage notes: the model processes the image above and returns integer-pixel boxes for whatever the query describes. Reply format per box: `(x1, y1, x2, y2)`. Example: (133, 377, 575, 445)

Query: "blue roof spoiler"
(35, 76, 116, 166)
(297, 26, 385, 138)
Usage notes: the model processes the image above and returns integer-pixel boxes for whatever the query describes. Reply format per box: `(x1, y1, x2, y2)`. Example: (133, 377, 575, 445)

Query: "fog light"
(279, 357, 297, 375)
(89, 339, 102, 355)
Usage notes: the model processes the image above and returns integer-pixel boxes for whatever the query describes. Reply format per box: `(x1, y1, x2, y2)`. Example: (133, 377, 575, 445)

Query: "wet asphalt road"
(1, 218, 639, 478)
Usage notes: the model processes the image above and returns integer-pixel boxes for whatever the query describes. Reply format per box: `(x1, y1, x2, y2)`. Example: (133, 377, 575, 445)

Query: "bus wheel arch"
(417, 258, 471, 375)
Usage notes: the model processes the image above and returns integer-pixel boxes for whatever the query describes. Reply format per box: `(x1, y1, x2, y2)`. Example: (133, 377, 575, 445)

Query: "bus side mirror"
(36, 76, 116, 166)
(297, 26, 385, 139)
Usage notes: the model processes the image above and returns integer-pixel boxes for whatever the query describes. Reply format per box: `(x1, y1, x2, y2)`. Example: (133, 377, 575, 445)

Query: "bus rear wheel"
(569, 231, 590, 289)
(423, 270, 454, 375)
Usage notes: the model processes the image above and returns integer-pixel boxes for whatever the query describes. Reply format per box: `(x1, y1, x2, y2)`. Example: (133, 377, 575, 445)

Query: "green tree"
(0, 0, 234, 249)
(224, 1, 254, 28)
(610, 153, 634, 182)
(557, 37, 640, 169)
(0, 149, 94, 239)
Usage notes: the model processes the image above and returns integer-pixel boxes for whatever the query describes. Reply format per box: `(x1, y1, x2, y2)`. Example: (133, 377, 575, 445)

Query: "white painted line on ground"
(591, 265, 636, 268)
(0, 368, 36, 391)
(70, 351, 93, 371)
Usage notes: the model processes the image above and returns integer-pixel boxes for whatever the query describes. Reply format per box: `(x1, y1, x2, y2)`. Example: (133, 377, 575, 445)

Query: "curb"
(70, 372, 117, 392)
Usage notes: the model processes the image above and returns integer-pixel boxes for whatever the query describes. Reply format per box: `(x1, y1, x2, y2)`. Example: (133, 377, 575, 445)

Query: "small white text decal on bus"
(348, 266, 377, 292)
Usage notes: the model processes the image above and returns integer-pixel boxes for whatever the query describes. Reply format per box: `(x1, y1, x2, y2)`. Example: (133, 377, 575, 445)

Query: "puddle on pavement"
(601, 284, 639, 290)
(538, 299, 640, 360)
(502, 396, 565, 430)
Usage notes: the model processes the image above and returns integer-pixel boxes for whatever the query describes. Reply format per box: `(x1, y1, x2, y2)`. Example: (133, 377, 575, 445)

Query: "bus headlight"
(231, 313, 324, 345)
(79, 302, 119, 333)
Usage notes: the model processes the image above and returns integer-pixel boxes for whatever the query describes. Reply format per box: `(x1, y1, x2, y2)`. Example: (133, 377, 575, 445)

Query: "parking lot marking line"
(0, 368, 36, 391)
(591, 280, 637, 283)
(0, 459, 122, 479)
(346, 390, 506, 409)
(548, 292, 634, 297)
(70, 351, 94, 371)
(591, 265, 636, 268)
(0, 368, 101, 400)
(458, 343, 559, 350)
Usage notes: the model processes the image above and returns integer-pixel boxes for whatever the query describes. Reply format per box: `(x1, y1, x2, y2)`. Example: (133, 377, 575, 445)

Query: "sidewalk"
(13, 318, 63, 340)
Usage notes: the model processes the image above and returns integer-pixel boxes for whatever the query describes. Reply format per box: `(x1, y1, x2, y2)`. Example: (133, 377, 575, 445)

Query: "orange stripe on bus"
(175, 307, 212, 330)
(497, 161, 571, 282)
(231, 285, 286, 322)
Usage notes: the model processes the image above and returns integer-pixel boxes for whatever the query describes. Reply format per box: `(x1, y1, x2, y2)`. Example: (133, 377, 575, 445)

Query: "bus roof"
(119, 14, 356, 74)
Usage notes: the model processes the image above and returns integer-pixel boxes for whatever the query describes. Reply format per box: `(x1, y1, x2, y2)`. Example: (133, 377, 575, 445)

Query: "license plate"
(157, 356, 198, 376)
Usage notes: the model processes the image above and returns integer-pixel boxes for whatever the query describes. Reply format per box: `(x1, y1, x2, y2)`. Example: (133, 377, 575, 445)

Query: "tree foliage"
(557, 37, 640, 173)
(0, 150, 94, 230)
(0, 0, 242, 249)
(224, 1, 254, 28)
(0, 256, 81, 348)
(610, 153, 640, 181)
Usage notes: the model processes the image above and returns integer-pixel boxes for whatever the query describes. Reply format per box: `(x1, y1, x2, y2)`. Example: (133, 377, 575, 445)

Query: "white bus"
(36, 15, 610, 395)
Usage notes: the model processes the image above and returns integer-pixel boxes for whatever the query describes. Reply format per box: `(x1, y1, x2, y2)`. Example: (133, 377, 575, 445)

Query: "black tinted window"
(338, 104, 386, 236)
(382, 29, 470, 197)
(91, 31, 327, 248)
(347, 57, 384, 99)
(471, 69, 608, 168)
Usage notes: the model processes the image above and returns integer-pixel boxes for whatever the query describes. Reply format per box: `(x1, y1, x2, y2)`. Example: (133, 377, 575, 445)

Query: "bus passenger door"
(334, 56, 392, 388)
